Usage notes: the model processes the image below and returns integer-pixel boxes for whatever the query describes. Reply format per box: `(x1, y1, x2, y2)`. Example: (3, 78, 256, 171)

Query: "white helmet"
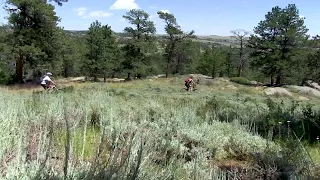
(46, 72, 52, 76)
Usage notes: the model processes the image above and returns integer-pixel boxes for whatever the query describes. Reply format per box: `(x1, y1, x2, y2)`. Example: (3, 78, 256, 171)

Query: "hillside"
(65, 30, 240, 46)
(2, 76, 320, 179)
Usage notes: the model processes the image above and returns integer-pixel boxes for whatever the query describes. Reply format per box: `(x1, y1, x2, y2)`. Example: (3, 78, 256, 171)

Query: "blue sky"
(1, 0, 320, 36)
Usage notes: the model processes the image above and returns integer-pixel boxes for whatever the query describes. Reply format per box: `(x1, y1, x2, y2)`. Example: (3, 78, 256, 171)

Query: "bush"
(0, 71, 15, 85)
(230, 77, 252, 86)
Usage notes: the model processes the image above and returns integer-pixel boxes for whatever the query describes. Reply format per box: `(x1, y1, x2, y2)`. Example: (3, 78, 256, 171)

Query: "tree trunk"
(275, 69, 283, 86)
(93, 67, 98, 82)
(127, 72, 131, 79)
(103, 73, 106, 83)
(237, 38, 243, 77)
(301, 77, 307, 86)
(226, 58, 231, 77)
(64, 68, 68, 78)
(270, 75, 274, 86)
(165, 58, 170, 78)
(212, 68, 216, 79)
(16, 52, 24, 83)
(237, 66, 242, 77)
(175, 54, 183, 74)
(276, 75, 282, 86)
(166, 42, 175, 78)
(212, 72, 215, 79)
(93, 75, 98, 82)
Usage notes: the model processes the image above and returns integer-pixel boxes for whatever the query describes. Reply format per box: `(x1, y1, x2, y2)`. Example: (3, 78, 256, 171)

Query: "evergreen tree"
(247, 4, 308, 86)
(198, 46, 226, 78)
(122, 9, 156, 79)
(157, 11, 195, 78)
(85, 21, 118, 82)
(6, 0, 62, 83)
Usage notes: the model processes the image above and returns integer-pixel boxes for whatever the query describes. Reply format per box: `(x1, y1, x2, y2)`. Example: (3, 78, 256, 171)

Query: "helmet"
(190, 75, 193, 79)
(46, 72, 52, 76)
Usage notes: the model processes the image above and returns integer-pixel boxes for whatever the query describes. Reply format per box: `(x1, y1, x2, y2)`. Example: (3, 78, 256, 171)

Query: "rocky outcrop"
(264, 87, 293, 97)
(71, 77, 86, 82)
(287, 85, 320, 97)
(305, 80, 320, 91)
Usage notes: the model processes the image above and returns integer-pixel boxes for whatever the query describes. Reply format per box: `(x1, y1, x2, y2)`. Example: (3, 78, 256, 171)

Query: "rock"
(157, 74, 166, 78)
(71, 77, 86, 82)
(264, 87, 292, 97)
(298, 96, 309, 101)
(250, 81, 258, 85)
(147, 76, 158, 79)
(311, 82, 320, 90)
(306, 80, 320, 90)
(112, 78, 125, 82)
(287, 85, 320, 97)
(249, 81, 263, 86)
(226, 85, 237, 90)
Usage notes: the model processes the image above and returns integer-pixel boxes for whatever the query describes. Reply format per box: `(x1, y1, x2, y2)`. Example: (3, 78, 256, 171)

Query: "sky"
(1, 0, 320, 36)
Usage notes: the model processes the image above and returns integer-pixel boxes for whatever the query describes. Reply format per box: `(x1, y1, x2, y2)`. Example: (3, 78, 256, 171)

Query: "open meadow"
(2, 0, 320, 179)
(1, 76, 320, 179)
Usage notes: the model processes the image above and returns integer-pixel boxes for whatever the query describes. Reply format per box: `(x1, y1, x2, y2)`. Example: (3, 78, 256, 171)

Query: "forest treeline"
(0, 0, 320, 86)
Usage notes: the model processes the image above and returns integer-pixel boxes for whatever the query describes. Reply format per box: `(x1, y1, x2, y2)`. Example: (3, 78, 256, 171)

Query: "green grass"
(308, 145, 320, 164)
(0, 77, 320, 179)
(55, 126, 101, 160)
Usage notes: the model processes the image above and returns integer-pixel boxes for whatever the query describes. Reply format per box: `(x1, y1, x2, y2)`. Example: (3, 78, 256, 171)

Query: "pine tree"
(247, 4, 308, 86)
(85, 21, 118, 82)
(157, 11, 195, 78)
(6, 0, 62, 83)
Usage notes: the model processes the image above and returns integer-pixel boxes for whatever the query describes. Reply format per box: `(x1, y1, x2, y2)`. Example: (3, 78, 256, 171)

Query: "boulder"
(250, 81, 264, 86)
(306, 80, 320, 90)
(250, 81, 258, 86)
(157, 74, 166, 78)
(146, 76, 158, 79)
(71, 77, 86, 82)
(264, 87, 292, 97)
(287, 85, 320, 97)
(112, 78, 125, 82)
(226, 85, 237, 90)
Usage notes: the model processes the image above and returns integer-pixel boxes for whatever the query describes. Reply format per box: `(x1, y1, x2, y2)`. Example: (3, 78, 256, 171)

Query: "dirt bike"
(46, 84, 60, 93)
(180, 81, 197, 92)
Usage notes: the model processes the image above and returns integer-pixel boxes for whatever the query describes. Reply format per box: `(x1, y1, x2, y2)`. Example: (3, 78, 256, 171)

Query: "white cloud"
(74, 7, 113, 18)
(159, 10, 170, 13)
(119, 18, 126, 22)
(86, 11, 113, 18)
(110, 0, 139, 10)
(74, 7, 87, 16)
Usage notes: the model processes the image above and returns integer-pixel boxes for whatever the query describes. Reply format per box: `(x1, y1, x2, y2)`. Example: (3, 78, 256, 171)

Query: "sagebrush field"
(1, 76, 320, 179)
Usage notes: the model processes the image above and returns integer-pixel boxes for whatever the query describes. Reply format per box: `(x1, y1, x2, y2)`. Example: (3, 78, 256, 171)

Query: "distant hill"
(64, 30, 240, 46)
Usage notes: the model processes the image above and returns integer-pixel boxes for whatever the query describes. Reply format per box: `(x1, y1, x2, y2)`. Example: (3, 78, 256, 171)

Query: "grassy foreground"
(0, 77, 320, 179)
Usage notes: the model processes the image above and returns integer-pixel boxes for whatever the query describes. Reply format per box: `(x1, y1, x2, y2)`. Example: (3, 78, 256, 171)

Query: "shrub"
(230, 77, 252, 86)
